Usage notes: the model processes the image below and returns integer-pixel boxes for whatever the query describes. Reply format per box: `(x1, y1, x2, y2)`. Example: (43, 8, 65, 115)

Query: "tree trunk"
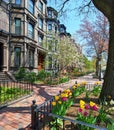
(99, 21, 114, 100)
(96, 57, 99, 77)
(92, 0, 114, 100)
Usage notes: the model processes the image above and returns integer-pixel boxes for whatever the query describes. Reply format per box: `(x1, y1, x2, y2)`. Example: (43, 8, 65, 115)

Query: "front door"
(38, 52, 45, 70)
(0, 43, 3, 71)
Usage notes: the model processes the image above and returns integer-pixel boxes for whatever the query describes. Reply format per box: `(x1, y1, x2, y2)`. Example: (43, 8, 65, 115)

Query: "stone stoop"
(0, 71, 13, 81)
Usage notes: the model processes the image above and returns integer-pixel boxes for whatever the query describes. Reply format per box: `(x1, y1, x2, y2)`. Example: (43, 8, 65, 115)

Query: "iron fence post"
(31, 100, 37, 129)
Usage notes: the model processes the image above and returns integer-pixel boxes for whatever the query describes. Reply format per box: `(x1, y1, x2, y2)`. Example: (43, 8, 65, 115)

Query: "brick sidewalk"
(0, 79, 76, 130)
(0, 75, 100, 130)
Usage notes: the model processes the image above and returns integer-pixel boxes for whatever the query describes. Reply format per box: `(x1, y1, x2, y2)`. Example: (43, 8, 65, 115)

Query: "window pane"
(29, 50, 34, 67)
(39, 18, 43, 29)
(28, 0, 34, 14)
(38, 34, 44, 46)
(38, 1, 43, 12)
(15, 18, 21, 35)
(49, 56, 52, 69)
(48, 10, 52, 18)
(48, 24, 52, 31)
(14, 47, 21, 67)
(28, 23, 34, 39)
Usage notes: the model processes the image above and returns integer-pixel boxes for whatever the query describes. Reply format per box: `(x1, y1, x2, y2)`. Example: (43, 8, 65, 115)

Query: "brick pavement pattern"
(0, 74, 100, 130)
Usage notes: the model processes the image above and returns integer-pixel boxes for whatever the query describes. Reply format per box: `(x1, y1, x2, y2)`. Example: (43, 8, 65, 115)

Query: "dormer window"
(48, 10, 52, 18)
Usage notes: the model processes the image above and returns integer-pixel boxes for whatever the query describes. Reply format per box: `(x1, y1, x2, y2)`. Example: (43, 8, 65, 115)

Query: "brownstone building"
(0, 0, 83, 76)
(0, 0, 48, 73)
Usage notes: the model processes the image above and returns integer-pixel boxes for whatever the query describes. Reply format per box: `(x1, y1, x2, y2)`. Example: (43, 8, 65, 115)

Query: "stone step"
(0, 72, 11, 81)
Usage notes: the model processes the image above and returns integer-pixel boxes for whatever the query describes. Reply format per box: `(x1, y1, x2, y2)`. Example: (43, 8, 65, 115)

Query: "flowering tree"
(77, 13, 109, 77)
(55, 36, 84, 74)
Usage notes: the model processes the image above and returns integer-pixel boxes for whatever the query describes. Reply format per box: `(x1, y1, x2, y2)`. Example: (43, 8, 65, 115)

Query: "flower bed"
(49, 81, 114, 130)
(31, 81, 114, 130)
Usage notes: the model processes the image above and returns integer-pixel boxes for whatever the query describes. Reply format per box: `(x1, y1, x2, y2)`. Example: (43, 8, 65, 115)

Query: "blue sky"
(47, 0, 83, 35)
(47, 0, 97, 38)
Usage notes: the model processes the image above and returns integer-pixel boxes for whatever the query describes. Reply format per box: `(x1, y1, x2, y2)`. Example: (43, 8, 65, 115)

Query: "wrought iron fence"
(0, 80, 33, 107)
(31, 83, 107, 130)
(36, 111, 108, 130)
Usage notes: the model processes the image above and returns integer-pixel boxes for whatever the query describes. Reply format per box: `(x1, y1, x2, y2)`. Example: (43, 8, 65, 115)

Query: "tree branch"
(58, 0, 70, 13)
(92, 0, 112, 19)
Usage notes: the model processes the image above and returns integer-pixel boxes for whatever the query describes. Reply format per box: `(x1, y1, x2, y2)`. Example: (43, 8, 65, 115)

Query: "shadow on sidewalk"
(0, 106, 31, 114)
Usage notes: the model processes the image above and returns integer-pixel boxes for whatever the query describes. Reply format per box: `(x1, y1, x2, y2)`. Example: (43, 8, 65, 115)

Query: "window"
(15, 0, 21, 5)
(28, 0, 34, 14)
(60, 27, 65, 33)
(28, 22, 34, 39)
(54, 60, 57, 69)
(38, 1, 43, 12)
(48, 40, 52, 51)
(15, 18, 21, 35)
(29, 50, 34, 67)
(14, 47, 21, 67)
(53, 13, 57, 18)
(55, 26, 57, 33)
(48, 10, 52, 18)
(48, 24, 52, 31)
(39, 18, 43, 30)
(48, 56, 52, 69)
(38, 34, 44, 44)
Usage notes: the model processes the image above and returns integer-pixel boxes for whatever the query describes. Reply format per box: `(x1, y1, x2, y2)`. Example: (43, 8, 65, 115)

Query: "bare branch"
(58, 0, 70, 13)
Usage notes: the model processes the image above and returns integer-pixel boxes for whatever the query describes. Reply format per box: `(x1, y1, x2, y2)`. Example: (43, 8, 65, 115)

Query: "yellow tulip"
(72, 85, 76, 89)
(77, 83, 80, 87)
(54, 96, 59, 101)
(66, 89, 70, 92)
(58, 101, 62, 104)
(52, 101, 56, 106)
(95, 81, 101, 85)
(64, 90, 67, 93)
(80, 105, 85, 109)
(69, 92, 72, 96)
(80, 100, 85, 106)
(61, 93, 68, 98)
(90, 101, 95, 107)
(82, 81, 87, 85)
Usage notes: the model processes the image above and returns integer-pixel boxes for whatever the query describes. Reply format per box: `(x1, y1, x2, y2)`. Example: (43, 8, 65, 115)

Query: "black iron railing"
(37, 111, 108, 130)
(0, 80, 33, 107)
(31, 83, 106, 130)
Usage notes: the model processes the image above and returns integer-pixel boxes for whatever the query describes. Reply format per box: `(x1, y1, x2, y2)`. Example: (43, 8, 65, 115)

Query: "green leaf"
(107, 122, 114, 130)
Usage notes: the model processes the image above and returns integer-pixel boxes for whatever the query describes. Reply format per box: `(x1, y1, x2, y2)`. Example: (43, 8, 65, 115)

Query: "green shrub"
(91, 85, 101, 96)
(24, 72, 36, 83)
(14, 67, 36, 83)
(37, 69, 51, 81)
(59, 77, 69, 83)
(14, 67, 26, 80)
(45, 78, 52, 85)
